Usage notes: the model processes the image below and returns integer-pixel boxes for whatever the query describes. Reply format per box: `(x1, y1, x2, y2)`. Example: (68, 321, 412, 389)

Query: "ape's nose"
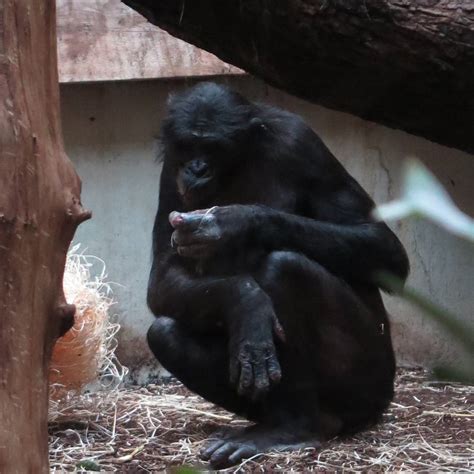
(187, 159, 209, 177)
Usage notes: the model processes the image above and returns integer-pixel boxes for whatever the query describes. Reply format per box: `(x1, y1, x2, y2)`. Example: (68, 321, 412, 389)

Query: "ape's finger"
(199, 439, 227, 461)
(229, 358, 240, 386)
(210, 442, 240, 468)
(228, 445, 258, 465)
(238, 361, 253, 396)
(252, 361, 270, 400)
(170, 232, 177, 249)
(176, 244, 210, 258)
(267, 355, 282, 384)
(272, 315, 286, 343)
(172, 229, 203, 246)
(169, 211, 204, 230)
(169, 211, 184, 228)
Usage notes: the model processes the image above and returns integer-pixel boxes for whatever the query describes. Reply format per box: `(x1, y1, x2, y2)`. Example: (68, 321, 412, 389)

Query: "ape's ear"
(249, 117, 267, 132)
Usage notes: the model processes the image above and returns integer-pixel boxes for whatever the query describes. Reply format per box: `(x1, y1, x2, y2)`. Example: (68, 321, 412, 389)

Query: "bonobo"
(147, 82, 409, 468)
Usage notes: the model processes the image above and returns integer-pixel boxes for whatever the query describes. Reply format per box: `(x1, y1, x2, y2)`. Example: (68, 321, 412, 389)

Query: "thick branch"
(122, 0, 474, 154)
(0, 0, 88, 471)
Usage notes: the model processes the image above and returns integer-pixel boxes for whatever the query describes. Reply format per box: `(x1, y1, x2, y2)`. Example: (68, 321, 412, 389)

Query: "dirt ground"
(49, 368, 473, 472)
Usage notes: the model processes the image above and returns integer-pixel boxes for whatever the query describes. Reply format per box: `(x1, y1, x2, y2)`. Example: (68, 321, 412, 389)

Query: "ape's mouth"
(178, 173, 214, 199)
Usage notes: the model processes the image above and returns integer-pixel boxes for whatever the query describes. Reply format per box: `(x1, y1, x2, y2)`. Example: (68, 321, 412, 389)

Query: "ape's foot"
(199, 424, 320, 469)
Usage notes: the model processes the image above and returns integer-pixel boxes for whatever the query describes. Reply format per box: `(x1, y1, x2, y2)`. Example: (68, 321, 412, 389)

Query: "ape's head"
(161, 82, 266, 207)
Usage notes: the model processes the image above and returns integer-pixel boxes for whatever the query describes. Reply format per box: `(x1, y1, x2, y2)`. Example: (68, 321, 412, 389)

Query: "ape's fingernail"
(275, 323, 286, 342)
(169, 212, 184, 227)
(270, 372, 282, 382)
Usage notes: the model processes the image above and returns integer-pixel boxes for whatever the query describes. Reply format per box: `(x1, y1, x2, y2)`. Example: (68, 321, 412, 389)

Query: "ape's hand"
(169, 205, 256, 259)
(228, 300, 283, 400)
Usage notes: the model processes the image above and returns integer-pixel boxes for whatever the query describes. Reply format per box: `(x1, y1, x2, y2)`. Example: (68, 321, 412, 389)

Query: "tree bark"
(122, 0, 474, 154)
(0, 1, 90, 472)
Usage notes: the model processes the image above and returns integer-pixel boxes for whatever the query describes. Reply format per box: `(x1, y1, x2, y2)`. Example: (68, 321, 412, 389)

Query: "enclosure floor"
(49, 369, 473, 472)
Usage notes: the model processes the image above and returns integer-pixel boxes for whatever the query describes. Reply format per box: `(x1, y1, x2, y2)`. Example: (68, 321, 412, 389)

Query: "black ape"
(147, 82, 409, 468)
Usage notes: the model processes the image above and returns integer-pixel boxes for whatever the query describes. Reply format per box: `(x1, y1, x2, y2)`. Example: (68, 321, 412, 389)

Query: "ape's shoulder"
(257, 104, 306, 135)
(256, 104, 342, 179)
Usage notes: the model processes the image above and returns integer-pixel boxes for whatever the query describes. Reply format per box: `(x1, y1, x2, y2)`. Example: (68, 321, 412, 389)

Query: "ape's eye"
(173, 138, 194, 154)
(201, 141, 224, 155)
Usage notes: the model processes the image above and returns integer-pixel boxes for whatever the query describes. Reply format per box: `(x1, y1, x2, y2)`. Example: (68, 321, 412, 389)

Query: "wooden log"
(122, 0, 474, 154)
(0, 1, 90, 471)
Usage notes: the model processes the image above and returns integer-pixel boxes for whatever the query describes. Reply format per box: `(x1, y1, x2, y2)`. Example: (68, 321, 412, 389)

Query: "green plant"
(374, 159, 474, 383)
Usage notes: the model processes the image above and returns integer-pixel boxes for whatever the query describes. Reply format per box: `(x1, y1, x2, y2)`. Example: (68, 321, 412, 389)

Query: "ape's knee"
(261, 251, 301, 282)
(147, 316, 177, 363)
(259, 251, 329, 290)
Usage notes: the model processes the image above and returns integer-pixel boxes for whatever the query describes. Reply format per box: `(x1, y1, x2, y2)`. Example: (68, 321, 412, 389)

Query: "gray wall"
(60, 77, 474, 383)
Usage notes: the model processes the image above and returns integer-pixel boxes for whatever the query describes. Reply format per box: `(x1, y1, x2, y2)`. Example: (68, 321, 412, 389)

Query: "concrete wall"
(60, 76, 474, 383)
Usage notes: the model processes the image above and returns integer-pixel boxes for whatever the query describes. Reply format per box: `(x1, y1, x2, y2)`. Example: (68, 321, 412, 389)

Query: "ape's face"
(161, 82, 259, 208)
(173, 139, 222, 207)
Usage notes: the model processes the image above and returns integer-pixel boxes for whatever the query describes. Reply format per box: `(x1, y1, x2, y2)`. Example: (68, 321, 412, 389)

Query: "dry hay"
(49, 244, 127, 417)
(49, 368, 473, 472)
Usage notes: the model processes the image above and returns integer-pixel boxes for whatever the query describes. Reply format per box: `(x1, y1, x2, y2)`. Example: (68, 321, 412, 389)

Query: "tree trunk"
(0, 1, 90, 472)
(122, 0, 474, 154)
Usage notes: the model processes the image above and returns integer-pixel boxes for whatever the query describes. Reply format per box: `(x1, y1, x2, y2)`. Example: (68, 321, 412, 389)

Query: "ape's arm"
(247, 207, 409, 284)
(147, 161, 266, 323)
(171, 188, 409, 285)
(170, 119, 409, 285)
(257, 119, 410, 283)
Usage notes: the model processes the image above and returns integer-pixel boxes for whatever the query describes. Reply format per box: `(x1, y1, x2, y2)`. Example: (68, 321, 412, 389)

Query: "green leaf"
(375, 272, 474, 359)
(375, 272, 474, 384)
(374, 159, 474, 241)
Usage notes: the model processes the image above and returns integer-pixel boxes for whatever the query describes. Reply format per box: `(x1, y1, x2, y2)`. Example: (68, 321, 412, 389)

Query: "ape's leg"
(254, 251, 396, 426)
(147, 318, 322, 468)
(148, 251, 395, 468)
(147, 317, 260, 420)
(200, 251, 396, 468)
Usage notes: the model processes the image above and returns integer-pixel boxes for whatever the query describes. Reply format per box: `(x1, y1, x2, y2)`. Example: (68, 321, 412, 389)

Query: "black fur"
(147, 82, 409, 469)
